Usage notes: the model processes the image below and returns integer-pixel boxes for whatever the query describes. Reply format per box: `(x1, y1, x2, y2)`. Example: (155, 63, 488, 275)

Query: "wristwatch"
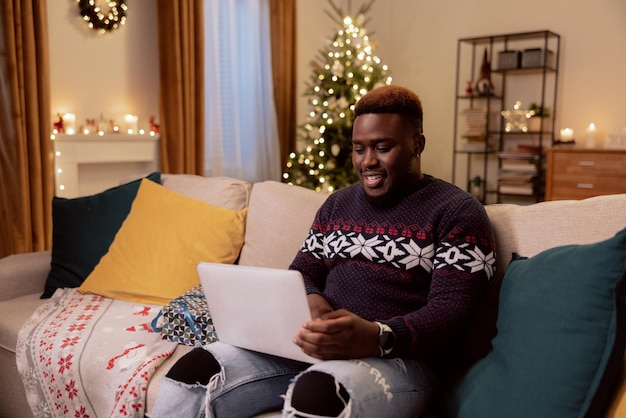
(375, 321, 395, 357)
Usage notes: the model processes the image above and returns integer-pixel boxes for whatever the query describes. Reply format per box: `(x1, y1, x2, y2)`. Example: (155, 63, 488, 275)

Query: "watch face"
(379, 329, 395, 351)
(379, 332, 391, 348)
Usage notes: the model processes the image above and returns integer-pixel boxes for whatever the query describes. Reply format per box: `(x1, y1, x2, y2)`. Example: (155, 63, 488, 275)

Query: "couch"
(1, 173, 625, 417)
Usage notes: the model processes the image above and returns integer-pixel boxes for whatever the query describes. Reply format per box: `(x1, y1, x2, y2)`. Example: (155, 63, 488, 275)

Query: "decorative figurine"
(53, 113, 64, 133)
(150, 116, 160, 134)
(475, 47, 494, 97)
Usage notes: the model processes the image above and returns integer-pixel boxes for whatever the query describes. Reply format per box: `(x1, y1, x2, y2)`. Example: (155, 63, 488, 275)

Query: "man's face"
(351, 113, 422, 200)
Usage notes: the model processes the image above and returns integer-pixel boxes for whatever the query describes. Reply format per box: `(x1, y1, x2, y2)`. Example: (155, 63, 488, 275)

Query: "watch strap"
(375, 321, 395, 357)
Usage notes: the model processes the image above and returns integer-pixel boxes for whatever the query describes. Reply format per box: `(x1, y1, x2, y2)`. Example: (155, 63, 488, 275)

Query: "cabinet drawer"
(549, 174, 626, 200)
(552, 152, 626, 176)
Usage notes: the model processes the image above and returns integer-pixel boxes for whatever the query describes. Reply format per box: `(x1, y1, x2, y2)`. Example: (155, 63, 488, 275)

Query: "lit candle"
(585, 123, 597, 148)
(124, 114, 138, 134)
(63, 113, 76, 135)
(559, 128, 574, 142)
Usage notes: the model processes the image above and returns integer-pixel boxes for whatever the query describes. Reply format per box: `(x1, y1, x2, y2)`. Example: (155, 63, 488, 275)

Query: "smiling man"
(151, 85, 497, 418)
(351, 89, 425, 204)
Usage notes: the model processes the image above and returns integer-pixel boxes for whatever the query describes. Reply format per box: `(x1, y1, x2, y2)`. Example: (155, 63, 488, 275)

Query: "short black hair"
(354, 85, 423, 135)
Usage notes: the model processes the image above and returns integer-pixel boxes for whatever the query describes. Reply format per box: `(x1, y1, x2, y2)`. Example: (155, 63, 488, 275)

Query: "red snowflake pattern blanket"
(16, 288, 177, 418)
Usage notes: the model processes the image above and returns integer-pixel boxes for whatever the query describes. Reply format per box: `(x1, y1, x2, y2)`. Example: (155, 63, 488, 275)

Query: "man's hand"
(307, 293, 333, 319)
(294, 309, 380, 360)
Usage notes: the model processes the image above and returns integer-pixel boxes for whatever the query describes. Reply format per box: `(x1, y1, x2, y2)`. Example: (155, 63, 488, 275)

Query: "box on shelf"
(497, 50, 521, 70)
(522, 48, 555, 68)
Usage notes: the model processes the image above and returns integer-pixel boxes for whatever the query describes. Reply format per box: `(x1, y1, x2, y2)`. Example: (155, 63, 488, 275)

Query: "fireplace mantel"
(53, 133, 160, 198)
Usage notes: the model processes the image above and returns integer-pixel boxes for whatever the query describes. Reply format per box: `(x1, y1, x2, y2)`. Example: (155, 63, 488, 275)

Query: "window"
(203, 0, 281, 183)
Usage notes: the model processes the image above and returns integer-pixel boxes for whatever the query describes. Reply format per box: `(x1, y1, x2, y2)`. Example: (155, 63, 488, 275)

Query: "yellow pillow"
(79, 179, 247, 305)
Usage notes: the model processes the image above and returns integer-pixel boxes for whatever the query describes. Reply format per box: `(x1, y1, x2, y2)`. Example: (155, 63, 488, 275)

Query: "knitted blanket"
(16, 288, 177, 418)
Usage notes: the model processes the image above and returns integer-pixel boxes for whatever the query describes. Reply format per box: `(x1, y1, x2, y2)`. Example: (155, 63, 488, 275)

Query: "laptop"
(197, 261, 320, 364)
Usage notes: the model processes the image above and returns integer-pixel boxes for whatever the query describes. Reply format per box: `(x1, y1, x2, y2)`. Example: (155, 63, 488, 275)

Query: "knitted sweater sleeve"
(386, 196, 496, 359)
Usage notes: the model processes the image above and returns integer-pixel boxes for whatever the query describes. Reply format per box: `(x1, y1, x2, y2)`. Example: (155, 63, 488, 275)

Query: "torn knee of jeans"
(162, 376, 210, 391)
(283, 371, 352, 418)
(166, 347, 221, 385)
(204, 361, 226, 417)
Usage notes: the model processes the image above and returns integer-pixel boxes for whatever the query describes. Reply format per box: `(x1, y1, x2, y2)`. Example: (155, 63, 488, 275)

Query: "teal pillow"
(42, 172, 161, 298)
(453, 227, 626, 418)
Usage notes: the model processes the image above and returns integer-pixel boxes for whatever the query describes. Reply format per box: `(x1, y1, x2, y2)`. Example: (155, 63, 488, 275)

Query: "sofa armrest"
(0, 251, 51, 301)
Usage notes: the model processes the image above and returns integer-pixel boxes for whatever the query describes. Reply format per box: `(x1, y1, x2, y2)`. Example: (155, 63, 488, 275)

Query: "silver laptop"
(197, 262, 320, 364)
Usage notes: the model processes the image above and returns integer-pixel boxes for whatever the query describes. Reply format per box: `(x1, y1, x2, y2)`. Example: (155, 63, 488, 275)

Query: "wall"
(47, 1, 626, 182)
(47, 1, 159, 133)
(297, 0, 626, 181)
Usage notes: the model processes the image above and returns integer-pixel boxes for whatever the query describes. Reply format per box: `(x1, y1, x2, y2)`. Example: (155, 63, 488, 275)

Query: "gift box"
(153, 285, 218, 346)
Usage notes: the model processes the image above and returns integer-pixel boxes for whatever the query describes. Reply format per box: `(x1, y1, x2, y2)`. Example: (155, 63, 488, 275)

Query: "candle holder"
(63, 113, 77, 135)
(555, 128, 575, 145)
(585, 122, 597, 148)
(124, 114, 138, 134)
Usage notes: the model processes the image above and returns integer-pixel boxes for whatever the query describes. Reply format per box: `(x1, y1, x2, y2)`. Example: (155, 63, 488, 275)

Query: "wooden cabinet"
(545, 147, 626, 200)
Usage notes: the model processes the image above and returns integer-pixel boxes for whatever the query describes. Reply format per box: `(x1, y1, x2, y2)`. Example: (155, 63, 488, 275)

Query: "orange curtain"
(155, 0, 205, 175)
(269, 0, 297, 177)
(0, 0, 53, 258)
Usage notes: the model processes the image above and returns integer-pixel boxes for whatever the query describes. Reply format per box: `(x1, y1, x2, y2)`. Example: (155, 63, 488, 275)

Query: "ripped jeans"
(150, 342, 435, 418)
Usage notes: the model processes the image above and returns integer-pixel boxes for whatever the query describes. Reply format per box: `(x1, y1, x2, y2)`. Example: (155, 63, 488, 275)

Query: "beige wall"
(47, 2, 159, 133)
(298, 0, 626, 181)
(48, 1, 626, 181)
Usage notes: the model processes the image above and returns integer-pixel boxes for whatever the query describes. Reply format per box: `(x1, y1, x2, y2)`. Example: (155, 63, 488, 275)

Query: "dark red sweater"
(289, 175, 496, 360)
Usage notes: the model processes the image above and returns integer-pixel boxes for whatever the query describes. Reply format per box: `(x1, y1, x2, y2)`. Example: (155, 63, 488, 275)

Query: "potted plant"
(527, 103, 550, 132)
(469, 176, 484, 200)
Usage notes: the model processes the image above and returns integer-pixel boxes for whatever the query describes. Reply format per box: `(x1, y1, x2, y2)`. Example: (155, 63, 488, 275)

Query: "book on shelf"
(461, 142, 491, 152)
(498, 183, 534, 195)
(498, 151, 538, 159)
(498, 172, 535, 183)
(500, 158, 537, 173)
(461, 136, 494, 151)
(462, 108, 488, 139)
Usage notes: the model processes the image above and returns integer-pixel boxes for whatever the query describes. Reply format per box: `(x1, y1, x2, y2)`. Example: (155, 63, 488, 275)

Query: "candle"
(585, 123, 597, 148)
(63, 113, 76, 135)
(559, 128, 574, 142)
(124, 114, 138, 134)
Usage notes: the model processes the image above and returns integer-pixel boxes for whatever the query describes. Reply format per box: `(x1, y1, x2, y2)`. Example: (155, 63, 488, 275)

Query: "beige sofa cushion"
(0, 293, 47, 353)
(161, 174, 251, 210)
(239, 181, 328, 269)
(486, 193, 626, 281)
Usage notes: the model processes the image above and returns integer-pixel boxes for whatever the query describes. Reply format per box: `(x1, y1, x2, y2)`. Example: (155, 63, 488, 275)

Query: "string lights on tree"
(77, 0, 127, 33)
(283, 0, 391, 193)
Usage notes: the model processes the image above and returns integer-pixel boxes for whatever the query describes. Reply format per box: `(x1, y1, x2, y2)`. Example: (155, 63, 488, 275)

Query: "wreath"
(78, 0, 127, 33)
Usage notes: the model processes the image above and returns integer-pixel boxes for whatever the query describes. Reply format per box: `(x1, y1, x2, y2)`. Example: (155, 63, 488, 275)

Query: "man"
(152, 85, 496, 417)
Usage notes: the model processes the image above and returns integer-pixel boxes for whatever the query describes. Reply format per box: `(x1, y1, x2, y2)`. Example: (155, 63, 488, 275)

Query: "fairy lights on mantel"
(50, 113, 160, 139)
(52, 112, 160, 197)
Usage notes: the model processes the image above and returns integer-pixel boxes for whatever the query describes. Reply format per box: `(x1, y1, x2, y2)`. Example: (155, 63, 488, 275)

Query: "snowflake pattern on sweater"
(290, 176, 496, 360)
(301, 229, 494, 277)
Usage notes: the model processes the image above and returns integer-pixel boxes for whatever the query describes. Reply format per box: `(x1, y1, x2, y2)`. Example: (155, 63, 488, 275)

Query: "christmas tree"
(283, 0, 391, 192)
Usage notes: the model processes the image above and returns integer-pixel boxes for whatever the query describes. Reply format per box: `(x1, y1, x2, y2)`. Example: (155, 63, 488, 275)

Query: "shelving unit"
(451, 30, 560, 204)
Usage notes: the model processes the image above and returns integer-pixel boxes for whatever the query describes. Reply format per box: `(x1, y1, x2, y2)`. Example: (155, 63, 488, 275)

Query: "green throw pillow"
(42, 172, 161, 298)
(452, 227, 626, 418)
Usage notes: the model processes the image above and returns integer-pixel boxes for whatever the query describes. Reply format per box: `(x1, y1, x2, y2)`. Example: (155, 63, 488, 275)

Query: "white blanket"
(17, 288, 177, 418)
